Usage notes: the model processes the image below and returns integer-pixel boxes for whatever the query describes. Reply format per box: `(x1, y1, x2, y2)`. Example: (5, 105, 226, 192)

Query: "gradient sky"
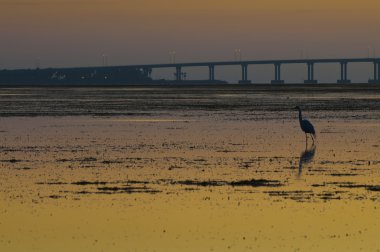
(1, 0, 379, 82)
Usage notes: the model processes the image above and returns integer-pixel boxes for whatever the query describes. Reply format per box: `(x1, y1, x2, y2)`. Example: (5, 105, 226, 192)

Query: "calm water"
(0, 85, 379, 251)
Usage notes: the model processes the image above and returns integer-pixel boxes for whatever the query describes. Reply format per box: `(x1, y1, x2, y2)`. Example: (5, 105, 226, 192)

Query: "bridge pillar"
(369, 61, 380, 83)
(239, 64, 251, 84)
(271, 63, 284, 84)
(208, 65, 215, 81)
(337, 62, 351, 84)
(304, 62, 318, 84)
(176, 66, 182, 82)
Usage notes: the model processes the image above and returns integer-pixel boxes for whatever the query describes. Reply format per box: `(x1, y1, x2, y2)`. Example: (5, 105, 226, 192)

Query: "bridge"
(63, 57, 380, 84)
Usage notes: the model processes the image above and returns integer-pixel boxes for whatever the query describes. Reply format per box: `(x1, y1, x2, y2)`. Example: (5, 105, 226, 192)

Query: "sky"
(0, 0, 379, 82)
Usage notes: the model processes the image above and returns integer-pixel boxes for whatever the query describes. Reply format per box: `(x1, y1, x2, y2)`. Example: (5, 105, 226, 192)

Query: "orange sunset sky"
(0, 0, 379, 75)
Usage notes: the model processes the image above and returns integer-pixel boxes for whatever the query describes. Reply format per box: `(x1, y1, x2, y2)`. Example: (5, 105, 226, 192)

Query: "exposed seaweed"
(230, 179, 283, 187)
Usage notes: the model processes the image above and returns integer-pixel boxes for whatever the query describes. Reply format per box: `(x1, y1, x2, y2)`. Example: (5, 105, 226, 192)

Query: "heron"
(295, 106, 316, 143)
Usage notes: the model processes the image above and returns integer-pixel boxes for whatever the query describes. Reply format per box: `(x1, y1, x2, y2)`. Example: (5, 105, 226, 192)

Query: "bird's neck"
(298, 109, 303, 123)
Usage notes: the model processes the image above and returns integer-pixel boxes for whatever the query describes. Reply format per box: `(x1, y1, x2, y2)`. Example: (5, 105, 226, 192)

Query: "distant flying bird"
(295, 106, 316, 143)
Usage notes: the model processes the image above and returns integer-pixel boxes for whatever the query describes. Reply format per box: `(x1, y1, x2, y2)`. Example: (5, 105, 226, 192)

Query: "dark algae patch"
(36, 180, 161, 195)
(175, 180, 225, 187)
(230, 179, 283, 187)
(1, 158, 22, 163)
(172, 179, 283, 188)
(266, 190, 315, 202)
(15, 167, 33, 170)
(72, 181, 108, 186)
(266, 190, 345, 202)
(36, 181, 68, 185)
(317, 191, 342, 201)
(48, 195, 65, 199)
(35, 178, 380, 200)
(329, 173, 359, 177)
(35, 178, 284, 198)
(97, 186, 160, 194)
(365, 186, 380, 192)
(335, 183, 380, 191)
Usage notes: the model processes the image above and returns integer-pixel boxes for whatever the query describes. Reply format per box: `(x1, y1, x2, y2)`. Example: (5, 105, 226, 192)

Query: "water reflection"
(298, 143, 316, 178)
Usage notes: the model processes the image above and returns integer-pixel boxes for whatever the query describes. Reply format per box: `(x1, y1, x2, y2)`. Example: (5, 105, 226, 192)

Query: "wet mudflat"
(0, 84, 379, 251)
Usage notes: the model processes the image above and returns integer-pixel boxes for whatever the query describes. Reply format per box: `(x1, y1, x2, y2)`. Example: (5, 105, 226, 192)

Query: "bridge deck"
(53, 57, 380, 72)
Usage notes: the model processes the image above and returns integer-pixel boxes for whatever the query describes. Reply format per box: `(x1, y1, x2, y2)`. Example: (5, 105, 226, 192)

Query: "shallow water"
(0, 85, 379, 251)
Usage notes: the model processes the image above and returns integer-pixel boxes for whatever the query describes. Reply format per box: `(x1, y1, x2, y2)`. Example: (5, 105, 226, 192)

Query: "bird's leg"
(305, 138, 308, 150)
(305, 133, 308, 145)
(311, 134, 315, 144)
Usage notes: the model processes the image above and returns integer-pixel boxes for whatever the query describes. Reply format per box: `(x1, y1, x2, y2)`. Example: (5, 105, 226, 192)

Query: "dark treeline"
(0, 67, 152, 85)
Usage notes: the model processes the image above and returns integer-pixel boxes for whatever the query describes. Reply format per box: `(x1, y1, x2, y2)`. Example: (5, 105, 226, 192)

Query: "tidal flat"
(0, 84, 379, 251)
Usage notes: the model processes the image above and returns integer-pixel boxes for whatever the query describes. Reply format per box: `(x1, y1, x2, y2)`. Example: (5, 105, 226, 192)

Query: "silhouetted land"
(0, 68, 151, 84)
(0, 68, 227, 85)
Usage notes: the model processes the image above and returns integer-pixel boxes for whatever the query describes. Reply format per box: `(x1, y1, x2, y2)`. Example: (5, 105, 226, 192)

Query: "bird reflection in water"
(298, 143, 316, 178)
